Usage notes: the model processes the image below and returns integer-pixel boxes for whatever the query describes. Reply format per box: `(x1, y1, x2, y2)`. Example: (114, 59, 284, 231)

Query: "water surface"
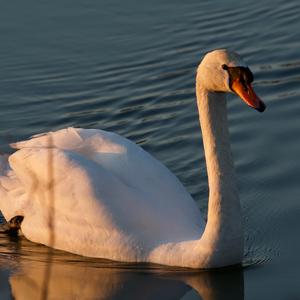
(1, 0, 300, 299)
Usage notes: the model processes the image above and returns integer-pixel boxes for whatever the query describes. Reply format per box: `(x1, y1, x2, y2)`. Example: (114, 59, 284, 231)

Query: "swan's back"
(0, 128, 204, 261)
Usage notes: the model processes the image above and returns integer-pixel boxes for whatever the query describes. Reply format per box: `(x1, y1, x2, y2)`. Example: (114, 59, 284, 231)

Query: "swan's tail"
(0, 156, 24, 234)
(0, 154, 10, 221)
(0, 154, 24, 222)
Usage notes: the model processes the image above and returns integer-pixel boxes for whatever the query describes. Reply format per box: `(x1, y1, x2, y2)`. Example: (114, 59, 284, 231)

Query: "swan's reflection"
(0, 234, 244, 300)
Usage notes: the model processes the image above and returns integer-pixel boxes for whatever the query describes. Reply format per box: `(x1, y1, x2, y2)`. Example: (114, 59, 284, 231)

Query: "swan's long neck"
(196, 82, 243, 266)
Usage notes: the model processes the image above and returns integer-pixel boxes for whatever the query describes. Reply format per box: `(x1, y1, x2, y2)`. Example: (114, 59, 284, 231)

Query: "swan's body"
(0, 49, 265, 268)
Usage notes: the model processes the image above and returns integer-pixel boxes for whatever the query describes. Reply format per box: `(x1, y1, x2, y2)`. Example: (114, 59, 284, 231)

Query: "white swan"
(0, 49, 265, 269)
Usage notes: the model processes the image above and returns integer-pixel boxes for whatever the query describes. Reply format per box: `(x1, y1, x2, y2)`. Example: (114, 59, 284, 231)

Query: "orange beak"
(231, 79, 266, 112)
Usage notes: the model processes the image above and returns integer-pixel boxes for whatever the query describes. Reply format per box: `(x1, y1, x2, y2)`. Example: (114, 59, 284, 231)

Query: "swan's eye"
(222, 64, 229, 70)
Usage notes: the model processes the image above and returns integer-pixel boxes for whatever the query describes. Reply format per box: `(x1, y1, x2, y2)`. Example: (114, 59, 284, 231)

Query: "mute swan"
(0, 49, 265, 269)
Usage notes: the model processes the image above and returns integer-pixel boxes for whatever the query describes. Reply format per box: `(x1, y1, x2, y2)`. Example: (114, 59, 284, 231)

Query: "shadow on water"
(38, 135, 56, 300)
(0, 233, 244, 300)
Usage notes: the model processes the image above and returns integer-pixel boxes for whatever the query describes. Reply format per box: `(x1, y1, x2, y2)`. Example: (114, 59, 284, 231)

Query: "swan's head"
(197, 49, 266, 112)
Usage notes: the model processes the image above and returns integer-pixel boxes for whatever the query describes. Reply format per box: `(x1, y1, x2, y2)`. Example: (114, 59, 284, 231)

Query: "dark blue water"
(1, 0, 300, 299)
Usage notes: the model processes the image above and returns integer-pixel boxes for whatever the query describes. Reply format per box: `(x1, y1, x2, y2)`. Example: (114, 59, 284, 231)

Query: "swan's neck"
(196, 84, 243, 266)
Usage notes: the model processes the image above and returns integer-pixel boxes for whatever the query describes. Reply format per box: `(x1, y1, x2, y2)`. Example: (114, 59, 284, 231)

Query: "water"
(1, 0, 300, 298)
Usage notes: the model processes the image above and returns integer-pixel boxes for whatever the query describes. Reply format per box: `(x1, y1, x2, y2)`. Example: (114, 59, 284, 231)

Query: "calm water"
(1, 0, 300, 299)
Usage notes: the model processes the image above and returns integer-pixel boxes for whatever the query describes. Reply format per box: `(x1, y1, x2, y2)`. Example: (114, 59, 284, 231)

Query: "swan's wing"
(0, 128, 204, 259)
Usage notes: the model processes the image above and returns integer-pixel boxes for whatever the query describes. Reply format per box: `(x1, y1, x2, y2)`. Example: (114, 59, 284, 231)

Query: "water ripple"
(1, 0, 300, 298)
